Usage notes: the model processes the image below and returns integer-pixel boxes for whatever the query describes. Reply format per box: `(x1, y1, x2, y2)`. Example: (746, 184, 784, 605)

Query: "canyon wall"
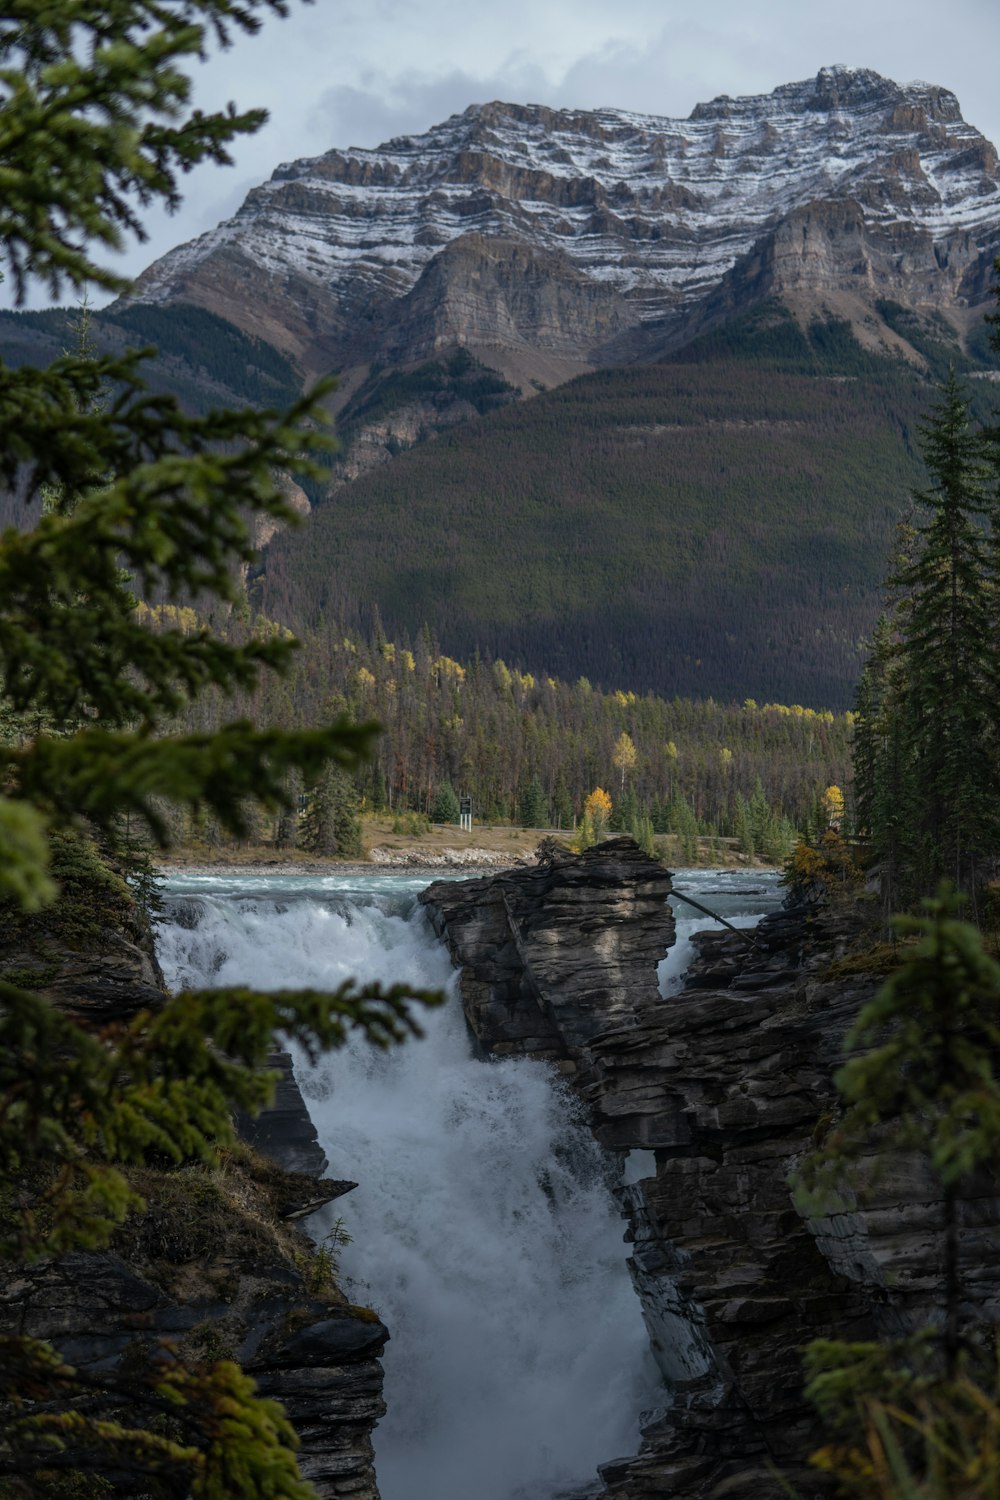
(421, 837, 1000, 1498)
(0, 866, 388, 1500)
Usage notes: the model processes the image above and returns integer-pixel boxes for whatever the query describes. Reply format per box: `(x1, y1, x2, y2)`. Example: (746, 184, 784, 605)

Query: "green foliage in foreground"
(0, 2, 441, 1494)
(0, 300, 304, 443)
(798, 889, 1000, 1486)
(805, 1334, 1000, 1498)
(0, 968, 441, 1266)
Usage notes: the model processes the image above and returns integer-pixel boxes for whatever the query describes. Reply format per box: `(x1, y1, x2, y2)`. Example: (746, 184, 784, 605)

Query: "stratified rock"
(423, 850, 1000, 1499)
(0, 848, 387, 1500)
(237, 1048, 331, 1177)
(0, 1241, 388, 1496)
(420, 835, 674, 1073)
(129, 67, 1000, 380)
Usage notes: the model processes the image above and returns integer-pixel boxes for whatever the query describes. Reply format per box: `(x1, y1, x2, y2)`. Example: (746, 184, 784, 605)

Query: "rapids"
(155, 866, 780, 1499)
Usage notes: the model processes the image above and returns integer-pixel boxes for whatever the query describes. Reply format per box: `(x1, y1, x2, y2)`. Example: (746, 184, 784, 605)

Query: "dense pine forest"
(151, 608, 852, 857)
(4, 296, 997, 713)
(259, 301, 1000, 709)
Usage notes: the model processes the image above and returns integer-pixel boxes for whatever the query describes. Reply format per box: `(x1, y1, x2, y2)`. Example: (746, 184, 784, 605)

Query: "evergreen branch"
(9, 722, 380, 842)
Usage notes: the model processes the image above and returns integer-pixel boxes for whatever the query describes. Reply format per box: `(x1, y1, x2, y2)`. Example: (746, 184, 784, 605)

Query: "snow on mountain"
(130, 67, 1000, 371)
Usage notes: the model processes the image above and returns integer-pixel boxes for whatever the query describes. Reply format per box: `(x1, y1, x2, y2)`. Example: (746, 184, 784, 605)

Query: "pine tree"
(609, 785, 637, 833)
(551, 771, 574, 831)
(430, 780, 460, 823)
(855, 372, 1000, 910)
(519, 776, 548, 828)
(301, 766, 363, 857)
(572, 806, 596, 853)
(273, 771, 303, 849)
(0, 4, 440, 1492)
(853, 614, 923, 920)
(892, 372, 999, 901)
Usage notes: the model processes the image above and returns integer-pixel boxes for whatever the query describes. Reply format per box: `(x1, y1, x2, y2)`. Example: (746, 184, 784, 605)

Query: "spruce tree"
(0, 4, 440, 1492)
(853, 614, 921, 920)
(430, 780, 460, 823)
(551, 771, 574, 831)
(519, 775, 548, 828)
(892, 372, 999, 903)
(855, 372, 1000, 910)
(301, 766, 363, 857)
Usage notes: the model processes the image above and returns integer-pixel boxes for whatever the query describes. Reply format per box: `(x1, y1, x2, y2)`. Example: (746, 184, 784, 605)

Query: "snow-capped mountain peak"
(130, 67, 1000, 378)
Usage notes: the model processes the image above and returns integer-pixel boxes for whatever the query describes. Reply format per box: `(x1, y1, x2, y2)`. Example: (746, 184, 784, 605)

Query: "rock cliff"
(420, 840, 1000, 1498)
(0, 842, 388, 1499)
(130, 67, 1000, 384)
(420, 836, 674, 1075)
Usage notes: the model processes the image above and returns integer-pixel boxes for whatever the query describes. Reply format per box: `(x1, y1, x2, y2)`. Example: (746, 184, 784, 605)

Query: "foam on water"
(156, 878, 660, 1500)
(156, 867, 781, 1498)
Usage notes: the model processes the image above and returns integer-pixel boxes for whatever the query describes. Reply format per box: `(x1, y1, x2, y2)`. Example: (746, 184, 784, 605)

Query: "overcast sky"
(32, 0, 1000, 301)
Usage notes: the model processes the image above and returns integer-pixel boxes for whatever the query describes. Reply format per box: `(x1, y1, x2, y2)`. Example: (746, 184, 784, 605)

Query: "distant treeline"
(148, 606, 852, 851)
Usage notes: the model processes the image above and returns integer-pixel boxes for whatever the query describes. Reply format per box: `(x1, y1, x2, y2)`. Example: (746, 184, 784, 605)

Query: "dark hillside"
(0, 303, 303, 528)
(261, 317, 980, 707)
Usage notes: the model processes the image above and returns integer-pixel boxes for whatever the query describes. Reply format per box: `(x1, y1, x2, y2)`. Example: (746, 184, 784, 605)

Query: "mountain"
(259, 308, 958, 710)
(130, 66, 1000, 395)
(26, 69, 1000, 708)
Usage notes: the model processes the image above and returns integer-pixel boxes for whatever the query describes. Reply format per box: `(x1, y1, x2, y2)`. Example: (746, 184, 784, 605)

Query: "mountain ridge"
(128, 66, 1000, 391)
(36, 68, 999, 708)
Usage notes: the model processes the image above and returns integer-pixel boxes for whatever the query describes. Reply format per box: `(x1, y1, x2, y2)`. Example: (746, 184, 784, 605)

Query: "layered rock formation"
(0, 851, 388, 1499)
(131, 67, 1000, 383)
(420, 836, 674, 1074)
(421, 841, 1000, 1498)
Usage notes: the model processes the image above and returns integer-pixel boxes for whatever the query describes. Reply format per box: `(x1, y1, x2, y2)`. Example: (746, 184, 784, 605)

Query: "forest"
(152, 606, 852, 859)
(2, 3, 1000, 1493)
(258, 299, 1000, 711)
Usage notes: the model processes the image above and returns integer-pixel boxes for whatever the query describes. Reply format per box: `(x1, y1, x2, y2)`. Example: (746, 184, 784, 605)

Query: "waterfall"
(657, 870, 781, 996)
(156, 876, 660, 1500)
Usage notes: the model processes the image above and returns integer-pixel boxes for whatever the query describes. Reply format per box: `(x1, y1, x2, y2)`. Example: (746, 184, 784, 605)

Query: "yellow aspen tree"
(584, 787, 613, 836)
(822, 784, 846, 829)
(612, 732, 637, 795)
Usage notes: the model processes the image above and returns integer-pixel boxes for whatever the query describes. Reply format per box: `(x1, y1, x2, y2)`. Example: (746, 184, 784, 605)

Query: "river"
(155, 864, 782, 1500)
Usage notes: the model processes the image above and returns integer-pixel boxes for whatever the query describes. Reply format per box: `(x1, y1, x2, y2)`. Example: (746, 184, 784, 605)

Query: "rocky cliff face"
(131, 67, 1000, 383)
(420, 836, 674, 1074)
(0, 851, 388, 1499)
(421, 841, 1000, 1498)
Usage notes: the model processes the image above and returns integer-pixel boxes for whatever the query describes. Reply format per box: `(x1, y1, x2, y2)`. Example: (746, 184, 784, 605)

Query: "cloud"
(299, 3, 1000, 155)
(306, 57, 558, 151)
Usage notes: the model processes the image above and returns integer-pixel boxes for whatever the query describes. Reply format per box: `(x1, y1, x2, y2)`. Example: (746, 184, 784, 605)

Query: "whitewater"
(155, 867, 780, 1500)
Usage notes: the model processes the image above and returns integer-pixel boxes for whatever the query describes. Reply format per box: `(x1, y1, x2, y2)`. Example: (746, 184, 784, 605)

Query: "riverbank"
(156, 854, 527, 878)
(156, 820, 776, 876)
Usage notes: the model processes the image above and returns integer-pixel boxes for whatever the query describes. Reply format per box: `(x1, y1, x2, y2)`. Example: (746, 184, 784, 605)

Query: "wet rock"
(420, 836, 674, 1073)
(0, 860, 387, 1500)
(237, 1048, 331, 1177)
(424, 849, 1000, 1498)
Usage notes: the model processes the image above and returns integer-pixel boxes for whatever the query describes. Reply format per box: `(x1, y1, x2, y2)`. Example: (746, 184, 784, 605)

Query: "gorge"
(156, 865, 666, 1498)
(7, 840, 1000, 1496)
(154, 847, 913, 1499)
